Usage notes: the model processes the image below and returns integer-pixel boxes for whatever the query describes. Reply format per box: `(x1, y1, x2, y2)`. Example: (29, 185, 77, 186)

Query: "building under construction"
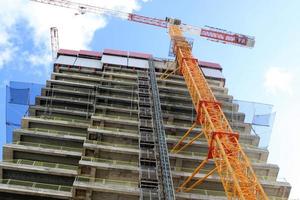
(0, 48, 291, 199)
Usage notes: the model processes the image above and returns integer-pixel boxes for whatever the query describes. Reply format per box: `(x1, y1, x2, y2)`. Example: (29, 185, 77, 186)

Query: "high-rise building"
(0, 48, 291, 200)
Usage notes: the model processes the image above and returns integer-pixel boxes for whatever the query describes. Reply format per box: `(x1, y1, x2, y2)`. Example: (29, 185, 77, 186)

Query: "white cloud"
(264, 67, 294, 95)
(264, 65, 300, 198)
(0, 31, 9, 46)
(27, 53, 52, 67)
(0, 0, 146, 72)
(26, 52, 53, 76)
(267, 94, 300, 198)
(0, 46, 18, 69)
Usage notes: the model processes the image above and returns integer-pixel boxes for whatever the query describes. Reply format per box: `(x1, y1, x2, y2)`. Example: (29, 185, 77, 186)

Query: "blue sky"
(0, 0, 299, 198)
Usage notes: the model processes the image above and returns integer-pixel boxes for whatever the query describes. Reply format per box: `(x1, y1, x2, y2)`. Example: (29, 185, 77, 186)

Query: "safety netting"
(233, 100, 275, 149)
(5, 81, 44, 143)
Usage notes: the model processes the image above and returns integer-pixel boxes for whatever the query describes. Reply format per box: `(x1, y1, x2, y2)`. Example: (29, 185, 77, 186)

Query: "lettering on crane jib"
(200, 29, 247, 45)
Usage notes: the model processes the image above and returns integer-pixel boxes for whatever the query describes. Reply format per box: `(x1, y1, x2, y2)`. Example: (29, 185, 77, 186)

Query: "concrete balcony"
(58, 65, 138, 78)
(162, 115, 250, 134)
(89, 113, 266, 162)
(36, 95, 93, 108)
(73, 175, 230, 200)
(43, 84, 138, 102)
(89, 103, 254, 144)
(96, 103, 245, 127)
(88, 125, 256, 150)
(162, 115, 251, 134)
(162, 108, 245, 123)
(44, 83, 138, 103)
(21, 116, 88, 130)
(77, 153, 288, 199)
(163, 124, 259, 146)
(0, 179, 72, 199)
(37, 91, 245, 131)
(88, 123, 265, 163)
(7, 141, 81, 153)
(155, 71, 222, 86)
(30, 105, 90, 118)
(160, 98, 239, 115)
(13, 128, 86, 143)
(38, 85, 246, 133)
(35, 93, 248, 138)
(49, 77, 136, 92)
(75, 158, 288, 199)
(88, 126, 138, 139)
(52, 70, 138, 84)
(49, 73, 227, 113)
(175, 191, 226, 200)
(82, 134, 276, 180)
(92, 114, 251, 139)
(0, 159, 77, 178)
(3, 141, 82, 165)
(157, 76, 224, 91)
(84, 140, 139, 155)
(158, 84, 228, 97)
(79, 156, 138, 172)
(159, 88, 232, 103)
(91, 113, 243, 144)
(73, 176, 139, 196)
(53, 74, 136, 88)
(52, 70, 225, 99)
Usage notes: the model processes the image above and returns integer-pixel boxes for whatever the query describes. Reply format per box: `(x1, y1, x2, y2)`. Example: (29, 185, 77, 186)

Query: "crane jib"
(200, 29, 248, 46)
(128, 14, 168, 28)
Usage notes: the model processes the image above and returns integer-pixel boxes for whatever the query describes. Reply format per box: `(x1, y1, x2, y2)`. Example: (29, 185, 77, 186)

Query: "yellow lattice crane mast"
(168, 25, 268, 199)
(30, 0, 268, 199)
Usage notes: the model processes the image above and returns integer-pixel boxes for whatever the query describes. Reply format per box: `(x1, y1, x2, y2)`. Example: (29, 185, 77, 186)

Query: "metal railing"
(14, 141, 82, 152)
(180, 187, 226, 196)
(37, 115, 88, 124)
(94, 113, 138, 122)
(81, 156, 138, 167)
(167, 135, 267, 163)
(26, 128, 85, 137)
(75, 176, 138, 188)
(90, 125, 138, 135)
(85, 140, 139, 149)
(2, 159, 77, 170)
(168, 134, 263, 150)
(0, 179, 72, 192)
(171, 166, 278, 182)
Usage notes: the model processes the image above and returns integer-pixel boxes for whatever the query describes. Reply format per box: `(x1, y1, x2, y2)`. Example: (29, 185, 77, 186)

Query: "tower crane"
(30, 0, 268, 199)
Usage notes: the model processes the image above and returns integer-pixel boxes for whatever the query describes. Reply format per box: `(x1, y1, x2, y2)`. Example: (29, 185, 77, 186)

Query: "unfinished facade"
(0, 48, 291, 200)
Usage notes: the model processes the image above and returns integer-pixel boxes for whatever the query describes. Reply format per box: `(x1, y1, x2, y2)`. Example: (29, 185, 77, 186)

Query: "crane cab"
(165, 17, 181, 25)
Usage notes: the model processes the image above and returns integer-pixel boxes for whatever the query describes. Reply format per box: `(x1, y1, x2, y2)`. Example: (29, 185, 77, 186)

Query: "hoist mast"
(30, 0, 268, 199)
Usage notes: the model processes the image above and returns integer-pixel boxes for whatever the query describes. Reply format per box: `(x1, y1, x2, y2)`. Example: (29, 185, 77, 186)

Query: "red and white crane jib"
(128, 14, 168, 28)
(127, 15, 255, 48)
(180, 24, 255, 48)
(200, 27, 255, 48)
(30, 0, 255, 48)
